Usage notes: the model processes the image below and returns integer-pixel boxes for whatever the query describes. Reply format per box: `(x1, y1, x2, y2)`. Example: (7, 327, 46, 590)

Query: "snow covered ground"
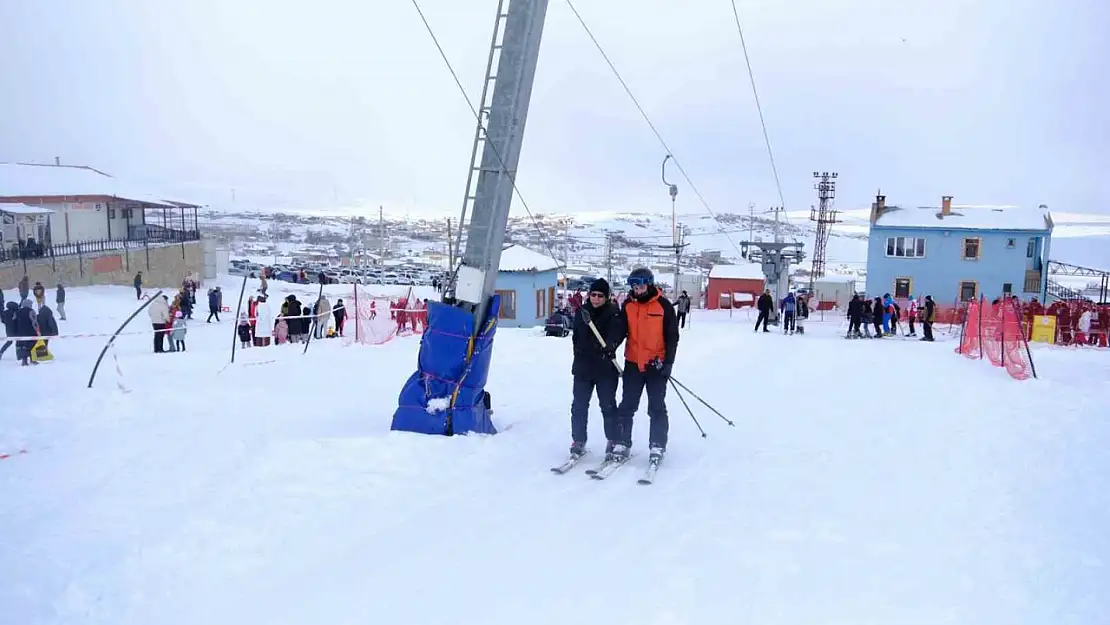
(2, 278, 1108, 625)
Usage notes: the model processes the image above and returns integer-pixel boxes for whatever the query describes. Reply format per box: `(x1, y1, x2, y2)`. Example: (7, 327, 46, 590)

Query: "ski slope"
(2, 278, 1108, 625)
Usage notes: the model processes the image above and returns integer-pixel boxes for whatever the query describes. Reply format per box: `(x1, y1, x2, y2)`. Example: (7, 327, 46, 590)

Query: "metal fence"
(1, 229, 200, 269)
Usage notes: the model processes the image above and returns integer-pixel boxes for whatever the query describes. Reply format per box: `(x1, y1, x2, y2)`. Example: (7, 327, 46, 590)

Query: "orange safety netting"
(955, 296, 1036, 380)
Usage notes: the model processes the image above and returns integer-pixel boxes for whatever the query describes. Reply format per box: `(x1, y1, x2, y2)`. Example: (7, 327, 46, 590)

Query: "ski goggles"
(627, 275, 653, 287)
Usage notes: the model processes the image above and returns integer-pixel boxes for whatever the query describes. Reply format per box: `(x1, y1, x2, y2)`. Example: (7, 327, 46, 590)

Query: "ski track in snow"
(1, 280, 1108, 625)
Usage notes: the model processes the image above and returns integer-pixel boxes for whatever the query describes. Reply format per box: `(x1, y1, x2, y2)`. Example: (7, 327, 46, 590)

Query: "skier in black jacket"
(755, 290, 773, 332)
(567, 278, 621, 458)
(846, 294, 863, 338)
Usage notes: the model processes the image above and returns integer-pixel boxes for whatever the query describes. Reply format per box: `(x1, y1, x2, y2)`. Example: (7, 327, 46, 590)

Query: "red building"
(706, 263, 766, 309)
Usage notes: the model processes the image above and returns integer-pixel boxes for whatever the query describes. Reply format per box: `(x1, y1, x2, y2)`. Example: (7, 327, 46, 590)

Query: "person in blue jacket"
(780, 292, 797, 334)
(881, 293, 894, 334)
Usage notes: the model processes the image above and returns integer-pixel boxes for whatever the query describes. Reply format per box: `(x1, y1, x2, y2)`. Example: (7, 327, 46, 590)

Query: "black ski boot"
(569, 441, 586, 459)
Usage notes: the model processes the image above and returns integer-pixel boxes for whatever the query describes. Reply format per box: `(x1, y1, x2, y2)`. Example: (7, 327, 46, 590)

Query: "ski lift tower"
(740, 205, 804, 324)
(392, 0, 551, 437)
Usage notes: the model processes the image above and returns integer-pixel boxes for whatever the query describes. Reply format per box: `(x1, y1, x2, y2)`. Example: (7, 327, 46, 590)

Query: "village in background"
(3, 160, 1110, 340)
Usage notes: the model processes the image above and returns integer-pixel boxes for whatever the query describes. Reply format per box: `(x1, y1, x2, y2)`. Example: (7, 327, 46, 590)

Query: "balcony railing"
(1, 229, 200, 265)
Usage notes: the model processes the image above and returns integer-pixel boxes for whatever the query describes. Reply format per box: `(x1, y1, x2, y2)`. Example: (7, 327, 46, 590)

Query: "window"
(495, 289, 516, 319)
(108, 208, 117, 219)
(962, 238, 981, 260)
(1006, 238, 1016, 249)
(1027, 237, 1037, 258)
(1002, 283, 1013, 294)
(535, 289, 547, 319)
(959, 281, 978, 302)
(894, 278, 912, 298)
(885, 236, 927, 258)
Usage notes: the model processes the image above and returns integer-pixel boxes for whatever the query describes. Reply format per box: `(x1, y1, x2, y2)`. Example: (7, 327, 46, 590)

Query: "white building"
(0, 162, 200, 247)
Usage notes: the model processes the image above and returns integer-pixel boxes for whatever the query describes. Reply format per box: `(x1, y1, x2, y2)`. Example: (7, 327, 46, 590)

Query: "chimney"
(54, 156, 60, 166)
(870, 193, 886, 224)
(941, 195, 953, 216)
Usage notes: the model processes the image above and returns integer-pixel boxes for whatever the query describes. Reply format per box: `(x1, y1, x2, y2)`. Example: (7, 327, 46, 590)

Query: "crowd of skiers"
(564, 267, 680, 467)
(1, 276, 63, 366)
(845, 293, 938, 341)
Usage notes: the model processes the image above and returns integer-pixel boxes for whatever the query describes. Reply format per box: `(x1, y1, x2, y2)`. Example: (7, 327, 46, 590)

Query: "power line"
(408, 0, 565, 270)
(563, 0, 747, 261)
(728, 0, 796, 241)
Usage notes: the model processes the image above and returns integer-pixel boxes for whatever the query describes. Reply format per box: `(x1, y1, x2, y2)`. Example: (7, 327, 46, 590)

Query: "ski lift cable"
(409, 0, 567, 273)
(564, 0, 747, 260)
(728, 0, 799, 243)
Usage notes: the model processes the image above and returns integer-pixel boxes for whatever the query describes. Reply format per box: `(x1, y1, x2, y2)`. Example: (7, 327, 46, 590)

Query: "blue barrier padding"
(390, 295, 501, 436)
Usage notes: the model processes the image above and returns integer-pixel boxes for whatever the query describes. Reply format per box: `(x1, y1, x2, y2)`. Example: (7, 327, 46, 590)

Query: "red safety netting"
(955, 296, 1036, 380)
(344, 284, 400, 346)
(343, 285, 432, 346)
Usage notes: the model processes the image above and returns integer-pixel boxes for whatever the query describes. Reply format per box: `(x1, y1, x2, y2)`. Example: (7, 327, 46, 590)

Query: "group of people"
(1, 276, 63, 366)
(565, 267, 681, 467)
(845, 293, 938, 341)
(753, 289, 811, 334)
(235, 293, 347, 349)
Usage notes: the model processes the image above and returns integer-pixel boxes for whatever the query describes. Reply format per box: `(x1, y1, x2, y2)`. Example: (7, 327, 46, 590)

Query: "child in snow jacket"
(237, 312, 253, 348)
(170, 310, 187, 351)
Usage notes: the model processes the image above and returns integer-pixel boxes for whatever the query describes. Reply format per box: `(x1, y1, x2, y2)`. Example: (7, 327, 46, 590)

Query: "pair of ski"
(550, 452, 661, 485)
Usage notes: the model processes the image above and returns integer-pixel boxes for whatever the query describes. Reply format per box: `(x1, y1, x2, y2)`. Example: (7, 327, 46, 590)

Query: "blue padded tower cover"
(390, 295, 501, 435)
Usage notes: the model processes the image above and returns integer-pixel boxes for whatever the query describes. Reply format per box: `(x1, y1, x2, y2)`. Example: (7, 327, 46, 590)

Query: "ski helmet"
(627, 267, 654, 287)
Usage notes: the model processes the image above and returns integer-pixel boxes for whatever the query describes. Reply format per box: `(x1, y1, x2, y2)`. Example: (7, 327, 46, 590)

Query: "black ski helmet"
(627, 266, 654, 287)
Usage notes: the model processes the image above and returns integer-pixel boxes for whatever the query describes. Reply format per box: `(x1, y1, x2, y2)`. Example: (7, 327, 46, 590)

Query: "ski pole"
(668, 376, 735, 426)
(582, 308, 623, 374)
(668, 377, 707, 438)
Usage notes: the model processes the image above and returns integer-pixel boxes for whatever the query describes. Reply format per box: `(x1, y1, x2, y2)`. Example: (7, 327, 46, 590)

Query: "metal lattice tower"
(451, 0, 550, 331)
(808, 171, 839, 288)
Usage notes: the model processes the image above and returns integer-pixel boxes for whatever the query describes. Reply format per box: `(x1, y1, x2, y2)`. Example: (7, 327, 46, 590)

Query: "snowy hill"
(2, 278, 1108, 624)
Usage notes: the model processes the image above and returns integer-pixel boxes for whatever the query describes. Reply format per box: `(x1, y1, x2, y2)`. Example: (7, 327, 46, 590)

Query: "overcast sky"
(0, 0, 1105, 217)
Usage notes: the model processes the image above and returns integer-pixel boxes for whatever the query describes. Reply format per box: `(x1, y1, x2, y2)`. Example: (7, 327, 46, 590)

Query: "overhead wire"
(728, 0, 798, 243)
(408, 0, 568, 274)
(563, 0, 749, 260)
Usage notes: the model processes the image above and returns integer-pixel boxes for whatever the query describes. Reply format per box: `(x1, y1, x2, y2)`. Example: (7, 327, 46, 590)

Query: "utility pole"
(747, 202, 755, 247)
(379, 205, 386, 284)
(563, 219, 570, 277)
(446, 217, 454, 269)
(605, 231, 613, 284)
(808, 171, 839, 291)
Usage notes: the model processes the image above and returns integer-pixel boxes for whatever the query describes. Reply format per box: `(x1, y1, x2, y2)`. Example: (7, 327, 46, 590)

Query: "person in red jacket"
(606, 267, 680, 467)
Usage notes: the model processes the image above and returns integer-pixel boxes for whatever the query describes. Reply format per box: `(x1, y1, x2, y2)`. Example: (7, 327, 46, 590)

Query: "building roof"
(0, 202, 54, 215)
(0, 163, 199, 208)
(813, 274, 857, 284)
(499, 244, 561, 273)
(708, 262, 765, 280)
(874, 203, 1052, 231)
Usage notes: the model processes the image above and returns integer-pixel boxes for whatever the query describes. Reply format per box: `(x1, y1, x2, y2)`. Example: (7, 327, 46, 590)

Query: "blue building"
(493, 244, 561, 328)
(865, 195, 1053, 305)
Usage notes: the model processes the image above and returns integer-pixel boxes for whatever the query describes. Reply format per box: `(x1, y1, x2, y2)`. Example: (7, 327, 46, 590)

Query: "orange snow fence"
(955, 296, 1037, 380)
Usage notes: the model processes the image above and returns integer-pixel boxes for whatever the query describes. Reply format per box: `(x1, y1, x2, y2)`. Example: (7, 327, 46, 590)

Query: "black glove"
(601, 344, 617, 361)
(648, 357, 672, 378)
